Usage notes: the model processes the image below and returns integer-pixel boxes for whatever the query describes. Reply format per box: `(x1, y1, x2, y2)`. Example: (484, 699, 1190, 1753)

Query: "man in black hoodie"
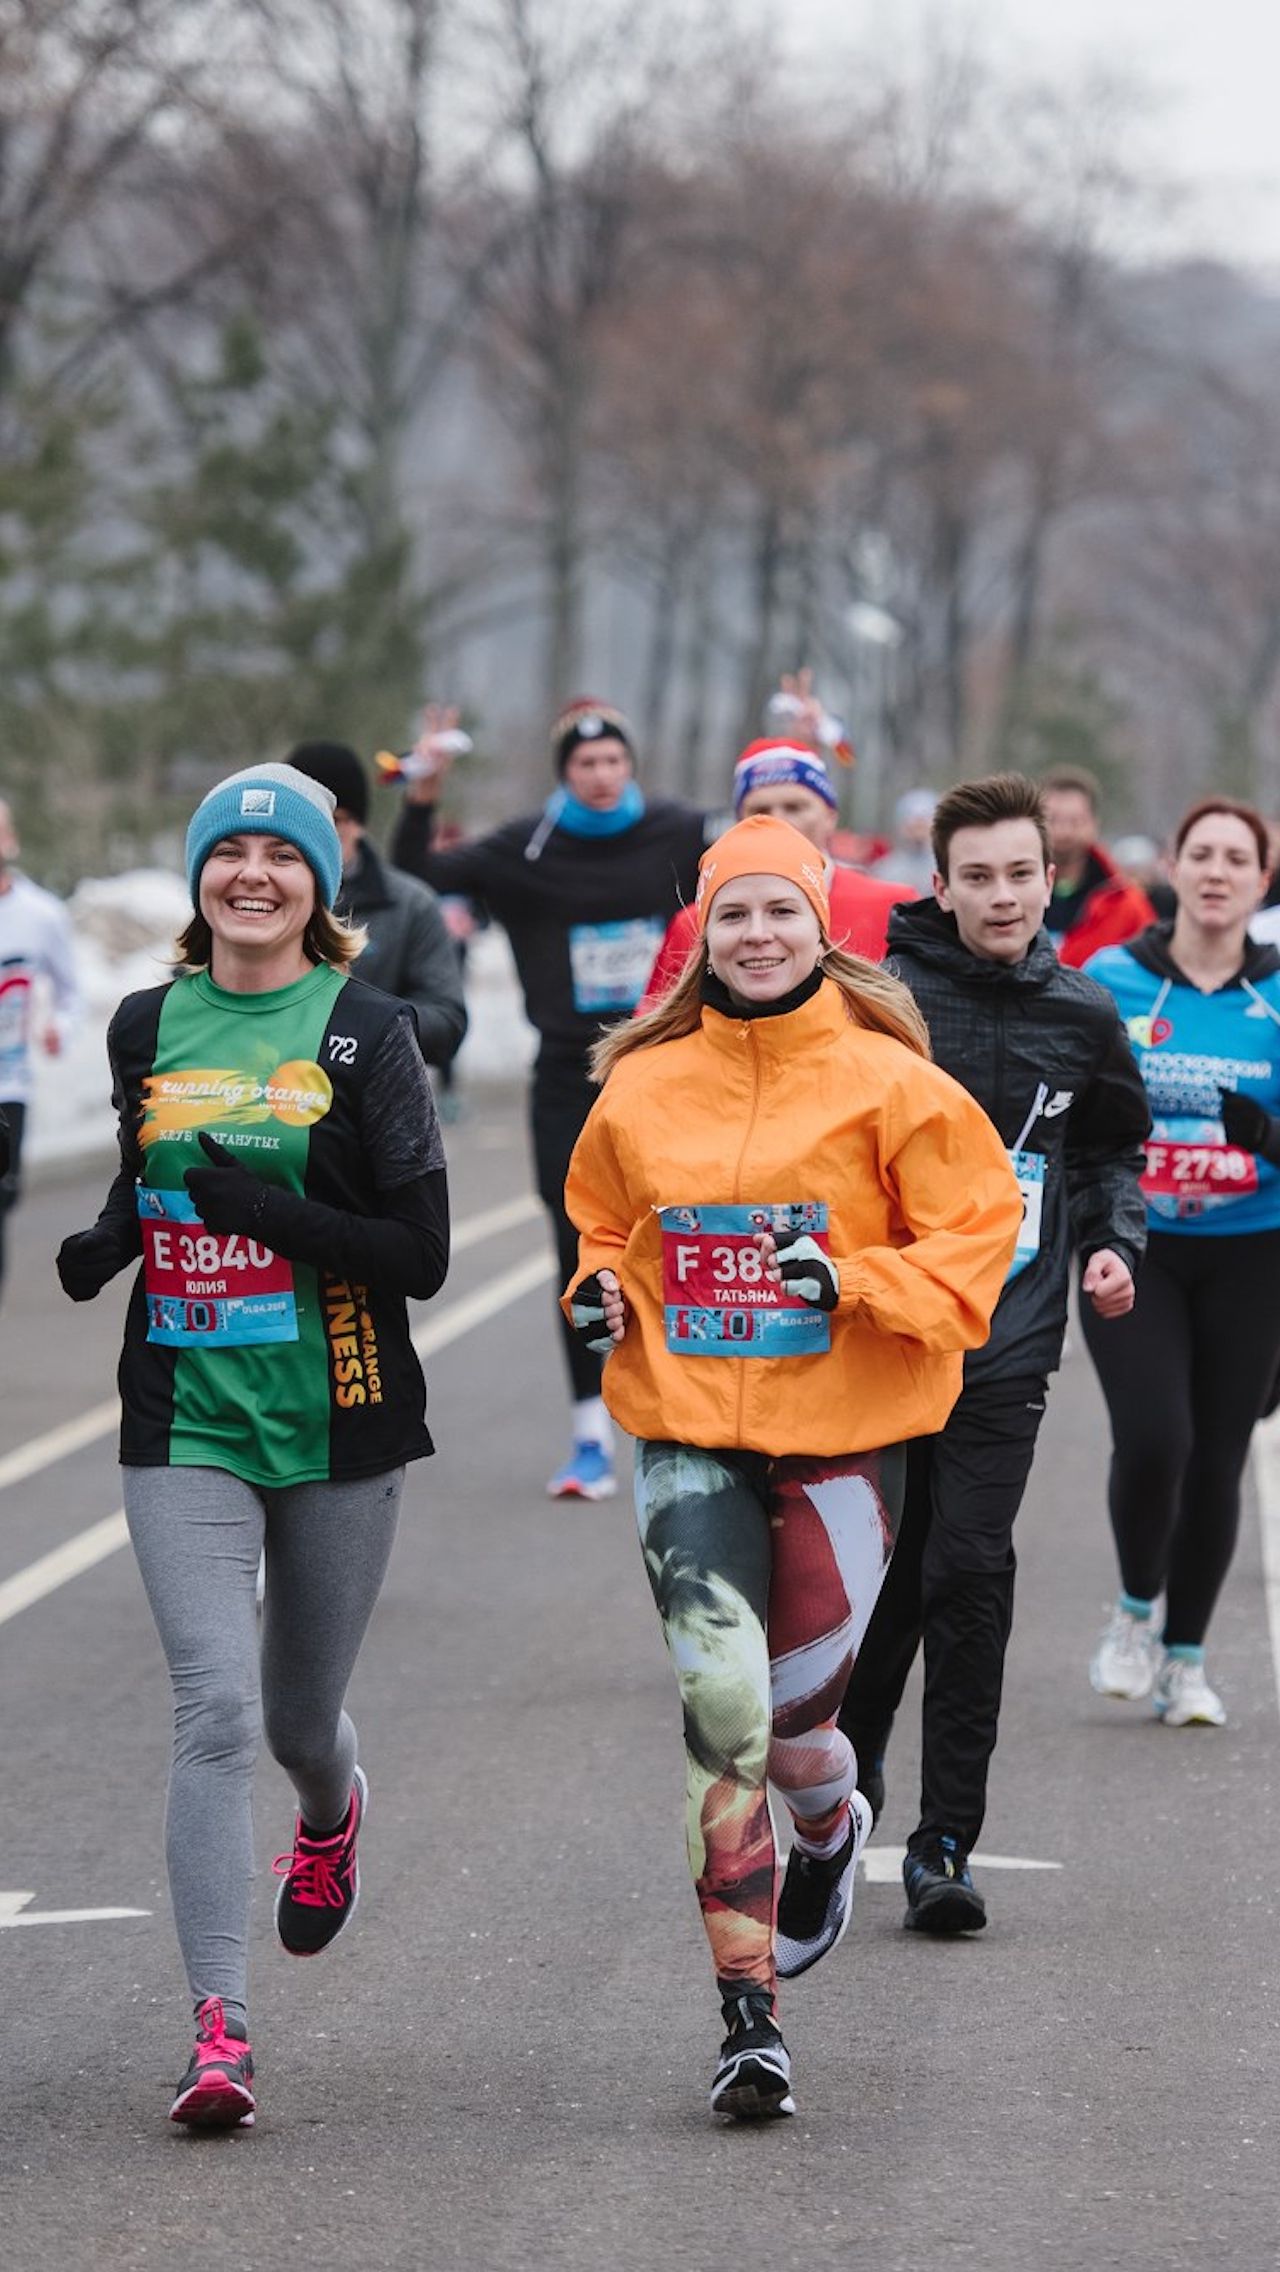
(837, 773, 1150, 1933)
(391, 698, 708, 1502)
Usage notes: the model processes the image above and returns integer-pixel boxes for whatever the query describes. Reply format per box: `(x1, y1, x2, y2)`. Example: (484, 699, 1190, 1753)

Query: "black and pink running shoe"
(273, 1765, 368, 1957)
(169, 1996, 255, 2129)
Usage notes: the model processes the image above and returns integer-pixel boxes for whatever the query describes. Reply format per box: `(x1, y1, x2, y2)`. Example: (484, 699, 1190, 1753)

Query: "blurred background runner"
(391, 697, 707, 1501)
(0, 796, 79, 1298)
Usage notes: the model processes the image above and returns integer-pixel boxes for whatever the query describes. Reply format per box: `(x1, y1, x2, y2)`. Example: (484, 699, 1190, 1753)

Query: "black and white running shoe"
(775, 1790, 872, 1980)
(710, 1992, 795, 2121)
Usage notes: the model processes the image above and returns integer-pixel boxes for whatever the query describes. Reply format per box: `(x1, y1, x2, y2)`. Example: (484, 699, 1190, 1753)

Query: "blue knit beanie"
(185, 763, 343, 910)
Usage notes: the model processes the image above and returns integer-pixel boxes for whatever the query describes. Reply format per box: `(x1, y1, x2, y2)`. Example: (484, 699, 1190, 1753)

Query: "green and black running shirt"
(108, 964, 443, 1488)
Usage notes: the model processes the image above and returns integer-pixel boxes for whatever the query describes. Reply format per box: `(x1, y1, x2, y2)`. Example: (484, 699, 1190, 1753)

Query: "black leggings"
(530, 1058, 602, 1403)
(1080, 1227, 1280, 1646)
(0, 1099, 25, 1297)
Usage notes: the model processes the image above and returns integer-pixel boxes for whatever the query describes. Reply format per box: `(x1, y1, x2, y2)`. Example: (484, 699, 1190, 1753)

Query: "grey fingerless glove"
(569, 1271, 616, 1354)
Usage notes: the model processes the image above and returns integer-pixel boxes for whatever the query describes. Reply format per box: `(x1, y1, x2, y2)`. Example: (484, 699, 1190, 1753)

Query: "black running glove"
(183, 1131, 274, 1235)
(569, 1270, 618, 1354)
(1219, 1087, 1280, 1166)
(57, 1222, 137, 1302)
(56, 1162, 145, 1301)
(184, 1130, 449, 1300)
(773, 1233, 839, 1312)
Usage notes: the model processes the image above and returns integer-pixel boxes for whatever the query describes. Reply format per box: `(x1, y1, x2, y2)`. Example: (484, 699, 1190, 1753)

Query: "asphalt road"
(2, 1089, 1278, 2271)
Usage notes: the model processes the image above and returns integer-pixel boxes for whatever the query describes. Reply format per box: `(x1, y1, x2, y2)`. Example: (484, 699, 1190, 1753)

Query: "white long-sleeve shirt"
(0, 872, 79, 1105)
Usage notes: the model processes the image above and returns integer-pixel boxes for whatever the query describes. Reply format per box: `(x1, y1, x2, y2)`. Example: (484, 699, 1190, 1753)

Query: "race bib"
(1141, 1118, 1258, 1220)
(139, 1186, 298, 1346)
(0, 967, 32, 1077)
(659, 1202, 832, 1358)
(568, 917, 665, 1014)
(1006, 1150, 1045, 1282)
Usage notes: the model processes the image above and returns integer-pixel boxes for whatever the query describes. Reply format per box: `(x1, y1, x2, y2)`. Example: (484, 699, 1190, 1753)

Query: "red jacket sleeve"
(636, 903, 699, 1013)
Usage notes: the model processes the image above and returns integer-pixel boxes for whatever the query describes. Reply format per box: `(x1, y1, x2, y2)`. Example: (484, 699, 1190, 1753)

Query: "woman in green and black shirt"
(58, 763, 448, 2132)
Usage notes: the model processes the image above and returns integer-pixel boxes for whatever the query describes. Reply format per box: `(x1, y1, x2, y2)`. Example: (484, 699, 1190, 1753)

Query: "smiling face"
(562, 736, 633, 810)
(936, 818, 1054, 963)
(199, 833, 317, 975)
(1171, 811, 1267, 936)
(737, 780, 836, 853)
(704, 871, 823, 1005)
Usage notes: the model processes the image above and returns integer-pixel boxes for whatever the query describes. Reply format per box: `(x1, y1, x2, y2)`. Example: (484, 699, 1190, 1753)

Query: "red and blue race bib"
(658, 1201, 831, 1357)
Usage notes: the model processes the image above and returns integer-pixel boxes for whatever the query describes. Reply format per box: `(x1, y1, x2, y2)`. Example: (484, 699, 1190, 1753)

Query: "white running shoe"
(1153, 1653, 1226, 1727)
(1090, 1602, 1158, 1700)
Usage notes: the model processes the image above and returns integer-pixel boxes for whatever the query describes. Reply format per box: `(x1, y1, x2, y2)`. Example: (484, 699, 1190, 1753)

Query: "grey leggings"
(123, 1463, 404, 2030)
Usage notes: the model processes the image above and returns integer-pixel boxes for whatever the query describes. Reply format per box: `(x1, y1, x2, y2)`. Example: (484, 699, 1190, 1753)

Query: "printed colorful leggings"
(635, 1439, 904, 2004)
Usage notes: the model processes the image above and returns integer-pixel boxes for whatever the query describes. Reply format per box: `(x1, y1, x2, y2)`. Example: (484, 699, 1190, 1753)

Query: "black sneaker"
(273, 1765, 367, 1957)
(775, 1790, 872, 1980)
(902, 1834, 987, 1935)
(710, 1992, 795, 2121)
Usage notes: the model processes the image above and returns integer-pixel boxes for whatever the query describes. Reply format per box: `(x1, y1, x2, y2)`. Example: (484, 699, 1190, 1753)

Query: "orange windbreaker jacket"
(562, 979, 1023, 1458)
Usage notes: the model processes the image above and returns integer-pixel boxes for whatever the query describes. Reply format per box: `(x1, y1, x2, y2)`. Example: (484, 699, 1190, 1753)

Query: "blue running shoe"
(903, 1834, 987, 1935)
(547, 1441, 617, 1501)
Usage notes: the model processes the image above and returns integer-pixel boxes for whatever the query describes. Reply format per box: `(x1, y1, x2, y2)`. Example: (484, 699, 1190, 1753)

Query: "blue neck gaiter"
(554, 782, 645, 838)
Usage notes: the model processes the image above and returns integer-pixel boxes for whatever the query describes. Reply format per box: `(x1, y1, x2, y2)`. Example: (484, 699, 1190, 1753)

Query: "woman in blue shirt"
(1082, 798, 1280, 1727)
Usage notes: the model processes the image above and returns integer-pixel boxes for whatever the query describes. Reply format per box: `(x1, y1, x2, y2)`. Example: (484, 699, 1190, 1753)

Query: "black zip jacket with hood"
(886, 896, 1151, 1383)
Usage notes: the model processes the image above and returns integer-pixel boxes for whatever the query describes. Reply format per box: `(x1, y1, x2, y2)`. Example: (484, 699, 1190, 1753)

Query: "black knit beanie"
(287, 740, 369, 826)
(550, 698, 635, 776)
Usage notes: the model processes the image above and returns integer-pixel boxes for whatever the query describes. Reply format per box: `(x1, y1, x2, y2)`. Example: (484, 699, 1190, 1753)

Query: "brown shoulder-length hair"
(589, 930, 931, 1083)
(175, 902, 368, 973)
(1173, 796, 1269, 868)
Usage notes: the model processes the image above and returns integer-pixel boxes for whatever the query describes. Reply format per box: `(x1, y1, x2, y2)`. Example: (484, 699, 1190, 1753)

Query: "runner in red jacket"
(1041, 769, 1155, 967)
(639, 737, 913, 1010)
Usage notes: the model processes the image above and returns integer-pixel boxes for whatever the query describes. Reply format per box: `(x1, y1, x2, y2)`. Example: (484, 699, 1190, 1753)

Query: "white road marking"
(0, 1511, 130, 1629)
(0, 1194, 544, 1502)
(411, 1249, 553, 1360)
(1250, 1411, 1280, 1710)
(0, 1248, 553, 1629)
(860, 1849, 1062, 1884)
(448, 1193, 540, 1253)
(0, 1399, 121, 1496)
(0, 1890, 150, 1928)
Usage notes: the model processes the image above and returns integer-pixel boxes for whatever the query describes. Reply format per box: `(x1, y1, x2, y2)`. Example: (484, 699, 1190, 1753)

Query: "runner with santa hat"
(638, 734, 911, 1011)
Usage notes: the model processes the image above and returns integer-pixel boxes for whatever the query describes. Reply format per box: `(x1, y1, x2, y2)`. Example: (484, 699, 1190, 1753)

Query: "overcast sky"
(774, 0, 1280, 276)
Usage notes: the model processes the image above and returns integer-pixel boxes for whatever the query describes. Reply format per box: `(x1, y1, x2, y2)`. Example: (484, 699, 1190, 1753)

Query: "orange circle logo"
(265, 1060, 333, 1126)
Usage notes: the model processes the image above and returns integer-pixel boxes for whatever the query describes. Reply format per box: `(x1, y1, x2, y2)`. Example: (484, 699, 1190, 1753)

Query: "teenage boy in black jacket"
(836, 773, 1150, 1934)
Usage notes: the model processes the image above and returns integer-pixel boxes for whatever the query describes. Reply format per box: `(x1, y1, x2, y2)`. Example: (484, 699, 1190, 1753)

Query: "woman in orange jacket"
(562, 814, 1021, 2124)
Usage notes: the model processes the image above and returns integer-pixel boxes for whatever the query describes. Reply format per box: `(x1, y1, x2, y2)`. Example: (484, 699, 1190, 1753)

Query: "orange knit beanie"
(694, 813, 831, 933)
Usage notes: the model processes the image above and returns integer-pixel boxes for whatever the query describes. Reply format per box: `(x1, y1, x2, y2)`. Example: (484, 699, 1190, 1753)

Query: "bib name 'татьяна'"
(659, 1201, 832, 1357)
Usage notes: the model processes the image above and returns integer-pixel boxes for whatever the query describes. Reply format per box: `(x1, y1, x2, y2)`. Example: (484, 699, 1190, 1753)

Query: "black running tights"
(530, 1058, 603, 1403)
(1080, 1227, 1280, 1647)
